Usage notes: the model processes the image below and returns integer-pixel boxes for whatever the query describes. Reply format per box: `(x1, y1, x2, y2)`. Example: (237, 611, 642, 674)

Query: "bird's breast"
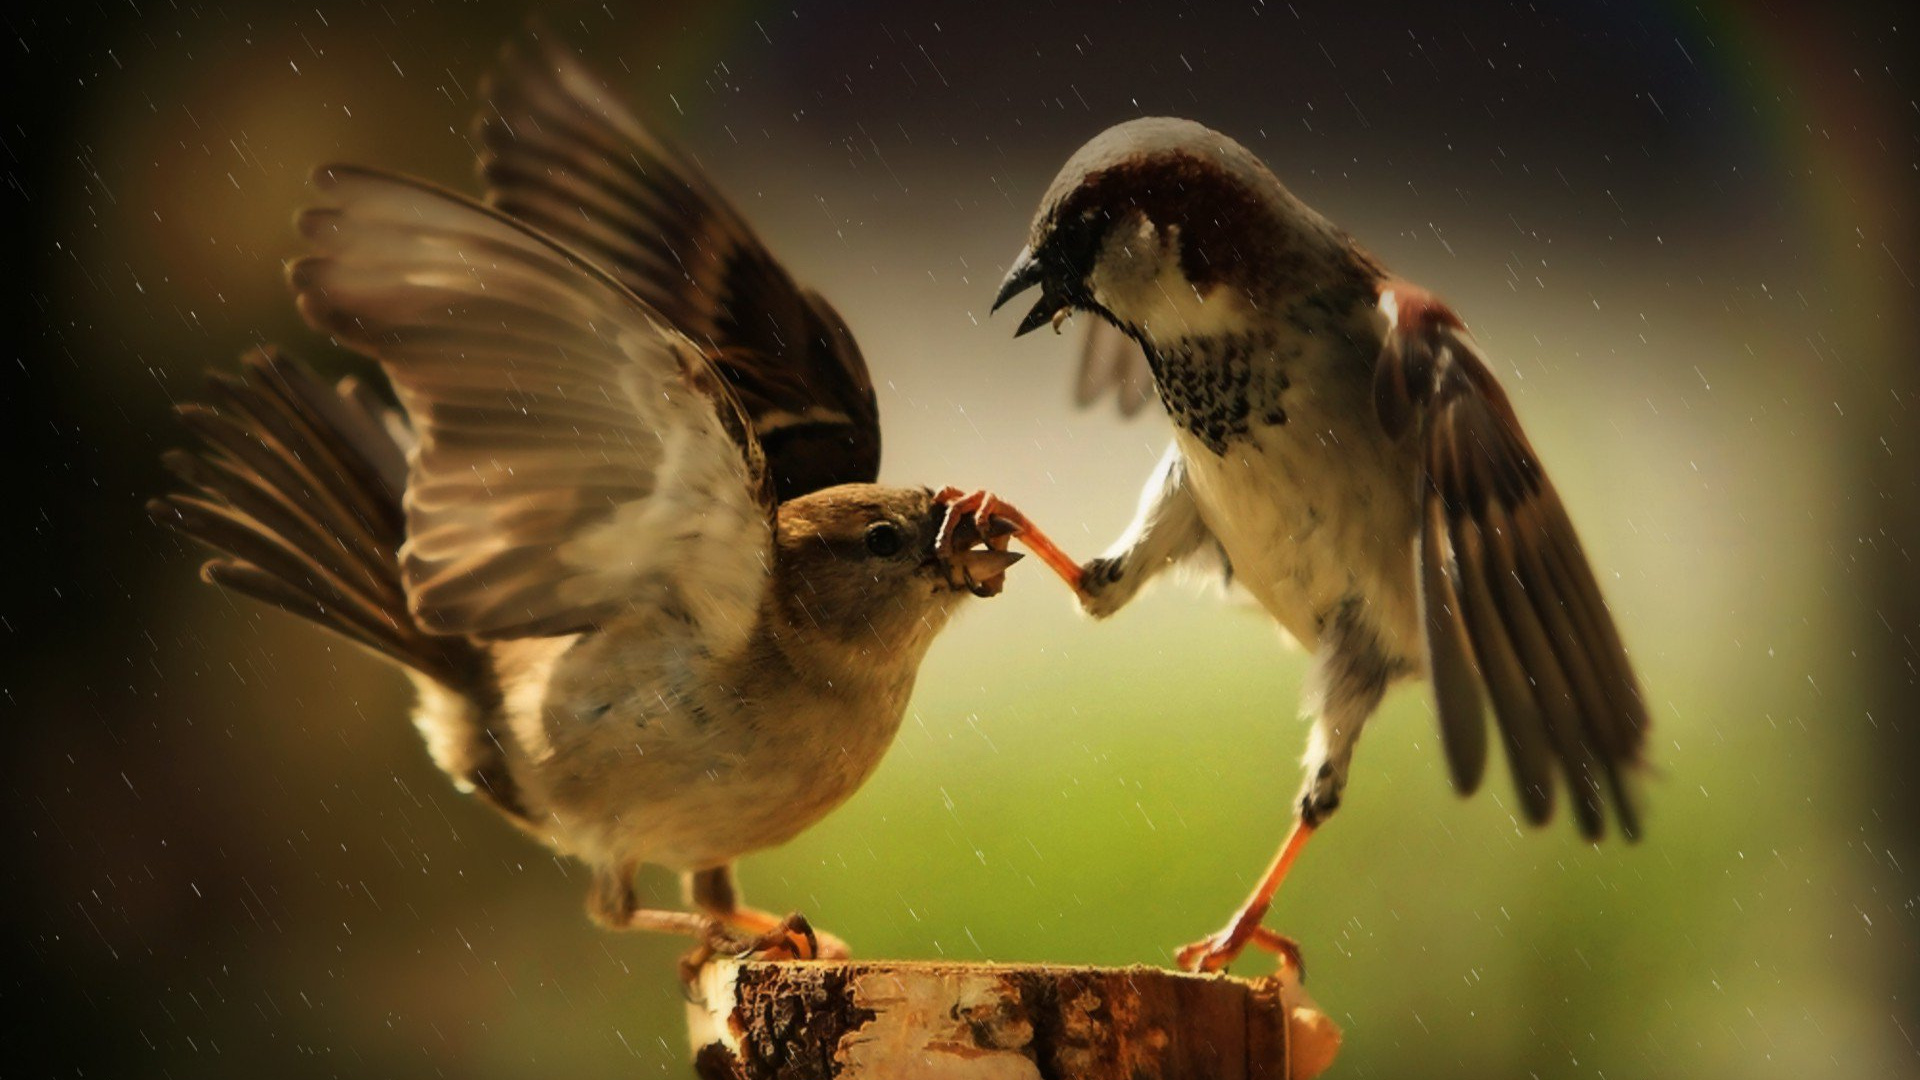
(1144, 332, 1297, 454)
(508, 625, 916, 872)
(1165, 335, 1423, 660)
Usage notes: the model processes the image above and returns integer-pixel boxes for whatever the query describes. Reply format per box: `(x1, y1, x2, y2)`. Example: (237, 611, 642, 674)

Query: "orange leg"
(932, 487, 1084, 592)
(676, 912, 839, 982)
(592, 865, 855, 982)
(1174, 820, 1317, 974)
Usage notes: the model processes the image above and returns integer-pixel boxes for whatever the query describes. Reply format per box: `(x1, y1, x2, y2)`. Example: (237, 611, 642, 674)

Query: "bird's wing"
(1075, 319, 1157, 417)
(473, 36, 880, 501)
(289, 165, 774, 652)
(1374, 285, 1649, 840)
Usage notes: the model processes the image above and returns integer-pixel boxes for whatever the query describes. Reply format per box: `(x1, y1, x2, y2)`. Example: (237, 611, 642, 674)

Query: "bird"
(149, 39, 1077, 973)
(992, 117, 1649, 973)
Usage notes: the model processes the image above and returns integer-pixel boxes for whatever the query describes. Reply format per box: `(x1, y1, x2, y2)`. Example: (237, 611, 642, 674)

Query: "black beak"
(992, 246, 1044, 312)
(991, 245, 1069, 337)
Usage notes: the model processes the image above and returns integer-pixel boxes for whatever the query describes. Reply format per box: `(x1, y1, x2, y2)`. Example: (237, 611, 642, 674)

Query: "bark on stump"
(687, 960, 1336, 1080)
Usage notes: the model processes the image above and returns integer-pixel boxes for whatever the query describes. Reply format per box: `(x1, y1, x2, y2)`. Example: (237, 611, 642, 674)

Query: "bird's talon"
(1248, 927, 1308, 981)
(1174, 930, 1244, 973)
(729, 912, 841, 964)
(1176, 923, 1302, 976)
(984, 516, 1022, 541)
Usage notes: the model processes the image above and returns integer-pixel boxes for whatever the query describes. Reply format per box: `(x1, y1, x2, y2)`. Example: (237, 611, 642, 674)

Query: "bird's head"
(768, 484, 1020, 667)
(993, 117, 1338, 344)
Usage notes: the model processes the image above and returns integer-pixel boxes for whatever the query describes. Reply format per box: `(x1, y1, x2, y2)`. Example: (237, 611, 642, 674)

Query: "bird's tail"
(149, 347, 479, 689)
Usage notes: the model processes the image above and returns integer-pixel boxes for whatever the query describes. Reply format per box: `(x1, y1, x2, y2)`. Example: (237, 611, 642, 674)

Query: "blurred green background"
(7, 1, 1915, 1077)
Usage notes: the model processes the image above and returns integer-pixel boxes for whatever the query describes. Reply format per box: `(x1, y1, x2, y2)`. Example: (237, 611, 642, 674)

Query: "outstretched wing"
(289, 165, 774, 653)
(474, 36, 880, 501)
(1076, 319, 1157, 417)
(1374, 285, 1649, 840)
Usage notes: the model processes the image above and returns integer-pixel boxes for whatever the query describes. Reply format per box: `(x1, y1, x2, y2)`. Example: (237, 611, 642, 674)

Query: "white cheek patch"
(1089, 222, 1252, 343)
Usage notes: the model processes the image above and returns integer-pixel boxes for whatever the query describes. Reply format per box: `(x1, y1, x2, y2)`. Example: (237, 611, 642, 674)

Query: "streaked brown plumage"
(994, 117, 1648, 972)
(150, 41, 1041, 971)
(475, 36, 879, 502)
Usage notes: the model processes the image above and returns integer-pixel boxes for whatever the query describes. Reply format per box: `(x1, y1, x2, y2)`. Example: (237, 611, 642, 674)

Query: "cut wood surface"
(687, 959, 1340, 1080)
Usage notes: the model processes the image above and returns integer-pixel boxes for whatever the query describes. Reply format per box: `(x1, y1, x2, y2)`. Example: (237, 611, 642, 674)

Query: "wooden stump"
(687, 960, 1340, 1080)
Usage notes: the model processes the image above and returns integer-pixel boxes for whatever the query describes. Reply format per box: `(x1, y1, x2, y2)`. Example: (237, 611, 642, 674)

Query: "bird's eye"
(864, 521, 903, 558)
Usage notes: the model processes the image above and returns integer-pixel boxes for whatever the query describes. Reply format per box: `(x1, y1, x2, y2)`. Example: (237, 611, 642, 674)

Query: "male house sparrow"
(994, 118, 1648, 972)
(151, 42, 1060, 968)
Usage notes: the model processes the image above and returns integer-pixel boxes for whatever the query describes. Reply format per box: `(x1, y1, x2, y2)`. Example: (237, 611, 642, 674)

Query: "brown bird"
(994, 118, 1649, 972)
(149, 40, 1073, 972)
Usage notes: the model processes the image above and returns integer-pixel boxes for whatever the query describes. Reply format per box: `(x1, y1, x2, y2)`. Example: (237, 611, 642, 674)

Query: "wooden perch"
(687, 959, 1340, 1080)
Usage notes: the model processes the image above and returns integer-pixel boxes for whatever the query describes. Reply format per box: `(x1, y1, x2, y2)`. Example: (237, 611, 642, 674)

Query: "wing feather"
(475, 36, 880, 500)
(1418, 487, 1489, 795)
(288, 165, 773, 649)
(1378, 285, 1648, 837)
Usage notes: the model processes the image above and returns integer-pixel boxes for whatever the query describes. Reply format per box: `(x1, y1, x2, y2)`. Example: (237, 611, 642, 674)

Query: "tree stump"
(687, 960, 1340, 1080)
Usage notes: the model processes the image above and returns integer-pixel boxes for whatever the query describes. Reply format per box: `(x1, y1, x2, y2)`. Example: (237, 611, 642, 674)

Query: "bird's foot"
(931, 487, 1025, 596)
(678, 912, 849, 982)
(749, 914, 850, 962)
(1175, 903, 1306, 976)
(932, 487, 1083, 594)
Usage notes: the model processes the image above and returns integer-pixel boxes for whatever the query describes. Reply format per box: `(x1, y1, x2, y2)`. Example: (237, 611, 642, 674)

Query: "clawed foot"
(932, 487, 1084, 594)
(1176, 820, 1318, 975)
(932, 488, 1025, 596)
(678, 912, 850, 982)
(1175, 911, 1306, 977)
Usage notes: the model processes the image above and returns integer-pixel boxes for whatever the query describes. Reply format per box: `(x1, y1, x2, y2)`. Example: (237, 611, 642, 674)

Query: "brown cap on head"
(993, 117, 1351, 334)
(769, 484, 1021, 650)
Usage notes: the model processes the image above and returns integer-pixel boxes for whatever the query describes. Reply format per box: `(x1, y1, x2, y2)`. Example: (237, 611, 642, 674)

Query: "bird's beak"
(946, 548, 1024, 598)
(929, 500, 1026, 597)
(991, 245, 1070, 338)
(992, 246, 1044, 312)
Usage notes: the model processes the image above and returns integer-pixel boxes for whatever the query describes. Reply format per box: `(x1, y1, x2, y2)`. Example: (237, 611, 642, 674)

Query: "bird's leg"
(588, 863, 734, 980)
(1078, 446, 1212, 618)
(1174, 820, 1317, 974)
(686, 865, 850, 961)
(932, 487, 1083, 592)
(1177, 611, 1395, 973)
(1296, 607, 1393, 826)
(585, 864, 840, 981)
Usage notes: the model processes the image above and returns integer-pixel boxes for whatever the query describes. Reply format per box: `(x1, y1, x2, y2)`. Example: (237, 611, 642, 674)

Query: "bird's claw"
(1174, 905, 1305, 977)
(932, 487, 1084, 594)
(931, 488, 1029, 596)
(678, 912, 847, 982)
(1175, 926, 1248, 974)
(734, 911, 822, 962)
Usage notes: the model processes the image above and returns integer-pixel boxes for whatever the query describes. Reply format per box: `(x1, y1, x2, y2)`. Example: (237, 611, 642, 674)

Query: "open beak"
(931, 500, 1026, 597)
(945, 548, 1024, 598)
(992, 245, 1070, 337)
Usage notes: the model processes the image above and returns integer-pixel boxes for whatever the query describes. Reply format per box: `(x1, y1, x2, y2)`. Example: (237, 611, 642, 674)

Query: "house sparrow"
(993, 117, 1649, 972)
(149, 42, 1072, 972)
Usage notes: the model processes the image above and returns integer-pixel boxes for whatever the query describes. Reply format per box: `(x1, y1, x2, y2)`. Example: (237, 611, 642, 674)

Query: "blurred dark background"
(6, 1, 1915, 1076)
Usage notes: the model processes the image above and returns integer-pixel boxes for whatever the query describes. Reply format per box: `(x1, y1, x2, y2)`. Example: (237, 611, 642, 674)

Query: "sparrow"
(149, 39, 1071, 972)
(993, 117, 1649, 973)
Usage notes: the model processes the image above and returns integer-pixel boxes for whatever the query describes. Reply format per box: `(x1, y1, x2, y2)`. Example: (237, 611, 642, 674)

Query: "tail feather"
(154, 348, 534, 827)
(158, 448, 396, 614)
(151, 348, 474, 689)
(199, 370, 400, 572)
(155, 489, 413, 661)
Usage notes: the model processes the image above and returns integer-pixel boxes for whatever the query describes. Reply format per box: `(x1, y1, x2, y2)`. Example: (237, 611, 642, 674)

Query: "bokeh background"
(7, 1, 1916, 1076)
